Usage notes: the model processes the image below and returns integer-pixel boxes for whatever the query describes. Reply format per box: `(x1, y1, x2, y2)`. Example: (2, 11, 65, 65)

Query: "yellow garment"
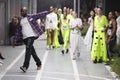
(54, 26, 61, 48)
(91, 15, 109, 62)
(46, 30, 51, 46)
(67, 14, 73, 21)
(67, 14, 73, 42)
(61, 18, 69, 50)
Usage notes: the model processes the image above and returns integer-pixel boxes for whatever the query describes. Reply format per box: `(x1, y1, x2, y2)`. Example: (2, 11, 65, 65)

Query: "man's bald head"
(21, 7, 27, 17)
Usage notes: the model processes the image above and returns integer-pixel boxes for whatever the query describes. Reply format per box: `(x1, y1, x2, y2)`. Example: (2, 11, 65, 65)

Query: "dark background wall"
(37, 0, 96, 18)
(105, 0, 120, 15)
(37, 0, 73, 12)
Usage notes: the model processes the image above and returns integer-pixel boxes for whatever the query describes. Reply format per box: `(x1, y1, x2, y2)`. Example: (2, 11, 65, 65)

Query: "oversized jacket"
(13, 11, 49, 44)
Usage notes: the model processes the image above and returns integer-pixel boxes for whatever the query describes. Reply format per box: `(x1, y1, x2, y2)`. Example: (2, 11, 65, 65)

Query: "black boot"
(0, 53, 5, 60)
(98, 58, 103, 63)
(93, 59, 97, 64)
(93, 57, 97, 64)
(61, 50, 64, 55)
(98, 57, 103, 63)
(66, 49, 69, 53)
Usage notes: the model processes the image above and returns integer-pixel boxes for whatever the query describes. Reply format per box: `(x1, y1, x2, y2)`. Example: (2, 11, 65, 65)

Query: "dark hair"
(116, 11, 120, 14)
(110, 11, 116, 17)
(97, 7, 103, 11)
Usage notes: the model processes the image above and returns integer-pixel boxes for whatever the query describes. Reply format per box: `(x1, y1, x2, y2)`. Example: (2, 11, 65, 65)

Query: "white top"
(88, 17, 94, 26)
(21, 17, 37, 39)
(69, 18, 82, 34)
(116, 16, 120, 29)
(45, 12, 57, 30)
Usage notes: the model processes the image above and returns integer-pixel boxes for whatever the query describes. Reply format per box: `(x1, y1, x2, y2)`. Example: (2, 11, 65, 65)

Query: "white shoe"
(72, 56, 76, 60)
(46, 46, 50, 50)
(72, 57, 76, 60)
(0, 63, 2, 66)
(50, 45, 54, 49)
(0, 60, 3, 66)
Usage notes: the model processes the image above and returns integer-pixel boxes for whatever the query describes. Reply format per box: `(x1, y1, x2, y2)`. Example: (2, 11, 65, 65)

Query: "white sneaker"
(72, 56, 76, 60)
(50, 45, 54, 49)
(47, 45, 50, 50)
(0, 60, 3, 66)
(0, 63, 2, 66)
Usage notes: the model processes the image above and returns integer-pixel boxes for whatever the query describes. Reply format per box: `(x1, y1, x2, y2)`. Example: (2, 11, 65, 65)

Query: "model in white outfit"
(45, 12, 57, 30)
(45, 6, 58, 49)
(69, 11, 83, 60)
(84, 11, 94, 51)
(116, 16, 120, 45)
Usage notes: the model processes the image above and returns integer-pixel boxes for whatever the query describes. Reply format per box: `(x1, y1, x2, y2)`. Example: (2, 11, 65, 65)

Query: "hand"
(107, 38, 111, 44)
(101, 29, 105, 32)
(75, 25, 79, 29)
(94, 28, 97, 32)
(50, 20, 52, 23)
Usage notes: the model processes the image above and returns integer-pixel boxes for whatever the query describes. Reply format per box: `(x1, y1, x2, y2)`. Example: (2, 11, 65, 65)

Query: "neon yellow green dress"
(91, 15, 108, 62)
(54, 20, 61, 48)
(46, 29, 51, 47)
(67, 14, 73, 20)
(61, 18, 69, 51)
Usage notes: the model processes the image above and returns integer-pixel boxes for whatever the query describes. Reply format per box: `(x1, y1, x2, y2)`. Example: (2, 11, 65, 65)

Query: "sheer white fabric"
(84, 17, 93, 51)
(116, 16, 120, 44)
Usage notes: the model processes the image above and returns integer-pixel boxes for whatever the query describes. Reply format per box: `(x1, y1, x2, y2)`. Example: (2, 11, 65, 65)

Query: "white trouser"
(70, 32, 81, 57)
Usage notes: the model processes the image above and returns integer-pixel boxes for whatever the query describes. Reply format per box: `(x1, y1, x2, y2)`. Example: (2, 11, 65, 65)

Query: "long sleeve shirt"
(13, 11, 49, 44)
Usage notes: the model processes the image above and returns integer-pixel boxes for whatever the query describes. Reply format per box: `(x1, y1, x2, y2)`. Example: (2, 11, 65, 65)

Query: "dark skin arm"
(107, 20, 117, 44)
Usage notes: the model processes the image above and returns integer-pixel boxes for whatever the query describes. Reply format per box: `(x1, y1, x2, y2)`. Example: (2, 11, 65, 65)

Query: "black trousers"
(23, 37, 41, 69)
(107, 36, 116, 60)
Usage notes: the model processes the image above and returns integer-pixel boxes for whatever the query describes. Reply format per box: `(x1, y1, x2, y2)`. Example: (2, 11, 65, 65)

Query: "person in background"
(63, 7, 67, 13)
(94, 7, 98, 16)
(67, 8, 73, 45)
(9, 16, 20, 45)
(115, 11, 120, 45)
(53, 8, 61, 48)
(61, 7, 67, 19)
(84, 10, 95, 51)
(69, 11, 83, 60)
(60, 12, 69, 54)
(106, 11, 117, 65)
(67, 8, 73, 20)
(37, 18, 46, 32)
(13, 7, 49, 72)
(45, 6, 58, 49)
(91, 7, 109, 63)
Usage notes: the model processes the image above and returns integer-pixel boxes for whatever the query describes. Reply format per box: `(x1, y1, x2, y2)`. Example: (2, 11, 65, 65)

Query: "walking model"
(69, 11, 83, 60)
(91, 8, 109, 63)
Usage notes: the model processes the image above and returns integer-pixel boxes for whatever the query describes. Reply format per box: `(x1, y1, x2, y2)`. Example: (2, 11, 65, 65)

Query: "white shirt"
(45, 12, 57, 30)
(69, 18, 82, 34)
(21, 17, 37, 39)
